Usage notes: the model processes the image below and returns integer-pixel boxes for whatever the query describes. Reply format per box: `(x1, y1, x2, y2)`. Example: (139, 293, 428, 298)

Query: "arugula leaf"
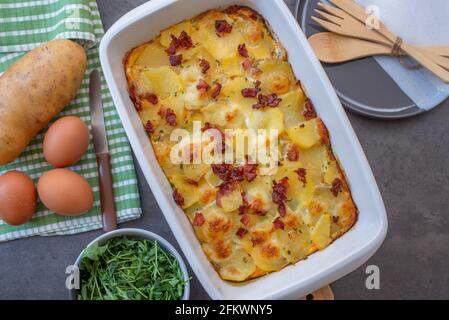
(82, 242, 108, 261)
(77, 237, 189, 300)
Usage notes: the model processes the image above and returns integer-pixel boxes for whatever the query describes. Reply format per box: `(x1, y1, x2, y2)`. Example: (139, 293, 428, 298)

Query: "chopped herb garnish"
(78, 237, 188, 300)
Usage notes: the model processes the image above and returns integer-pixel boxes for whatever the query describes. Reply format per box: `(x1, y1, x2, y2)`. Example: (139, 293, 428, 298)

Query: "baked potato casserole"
(124, 5, 357, 282)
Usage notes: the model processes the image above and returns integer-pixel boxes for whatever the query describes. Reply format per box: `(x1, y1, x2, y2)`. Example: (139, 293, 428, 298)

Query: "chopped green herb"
(78, 237, 189, 300)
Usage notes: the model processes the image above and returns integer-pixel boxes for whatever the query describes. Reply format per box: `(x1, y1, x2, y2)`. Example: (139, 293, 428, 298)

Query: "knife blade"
(89, 69, 117, 232)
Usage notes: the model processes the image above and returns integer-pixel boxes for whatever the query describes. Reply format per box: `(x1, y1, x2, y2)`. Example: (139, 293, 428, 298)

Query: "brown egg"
(37, 169, 94, 216)
(0, 171, 37, 225)
(43, 116, 90, 167)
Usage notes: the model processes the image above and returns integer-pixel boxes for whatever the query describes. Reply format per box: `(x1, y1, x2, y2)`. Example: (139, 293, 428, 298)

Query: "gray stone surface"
(0, 0, 448, 300)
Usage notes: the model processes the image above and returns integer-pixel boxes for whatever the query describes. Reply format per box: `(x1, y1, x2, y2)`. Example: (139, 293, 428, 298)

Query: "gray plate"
(295, 0, 425, 119)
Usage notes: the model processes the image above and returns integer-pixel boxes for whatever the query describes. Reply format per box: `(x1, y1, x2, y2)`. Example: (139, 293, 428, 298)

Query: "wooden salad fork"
(311, 0, 449, 82)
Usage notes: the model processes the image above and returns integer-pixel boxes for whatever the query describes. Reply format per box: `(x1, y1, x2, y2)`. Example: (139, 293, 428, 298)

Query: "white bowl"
(71, 228, 190, 300)
(99, 0, 388, 299)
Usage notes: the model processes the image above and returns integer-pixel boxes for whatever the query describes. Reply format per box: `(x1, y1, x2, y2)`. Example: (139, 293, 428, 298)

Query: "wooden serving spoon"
(304, 285, 335, 300)
(309, 32, 399, 63)
(309, 32, 449, 64)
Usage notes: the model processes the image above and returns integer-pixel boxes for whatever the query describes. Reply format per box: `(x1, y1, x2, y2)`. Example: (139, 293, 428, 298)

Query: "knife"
(89, 69, 117, 232)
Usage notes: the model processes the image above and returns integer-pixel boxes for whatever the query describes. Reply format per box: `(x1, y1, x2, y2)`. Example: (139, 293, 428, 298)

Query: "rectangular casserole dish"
(100, 0, 388, 300)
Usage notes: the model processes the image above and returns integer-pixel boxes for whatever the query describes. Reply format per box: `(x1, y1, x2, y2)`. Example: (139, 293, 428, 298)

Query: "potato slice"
(276, 228, 310, 263)
(195, 204, 233, 242)
(243, 107, 284, 135)
(285, 118, 322, 149)
(278, 88, 306, 127)
(247, 237, 288, 272)
(257, 60, 296, 94)
(140, 66, 182, 99)
(202, 100, 242, 128)
(323, 159, 340, 184)
(203, 242, 257, 282)
(205, 168, 223, 187)
(135, 40, 170, 68)
(217, 183, 243, 213)
(169, 174, 199, 209)
(159, 94, 185, 127)
(221, 77, 258, 108)
(197, 26, 245, 61)
(160, 21, 193, 47)
(310, 213, 332, 250)
(220, 53, 245, 77)
(197, 178, 217, 205)
(183, 163, 209, 182)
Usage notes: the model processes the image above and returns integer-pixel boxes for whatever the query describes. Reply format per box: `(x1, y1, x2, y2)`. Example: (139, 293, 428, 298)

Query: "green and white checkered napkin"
(0, 0, 142, 241)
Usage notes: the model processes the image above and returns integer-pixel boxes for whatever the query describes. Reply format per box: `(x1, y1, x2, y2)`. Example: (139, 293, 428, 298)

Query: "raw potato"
(0, 39, 87, 165)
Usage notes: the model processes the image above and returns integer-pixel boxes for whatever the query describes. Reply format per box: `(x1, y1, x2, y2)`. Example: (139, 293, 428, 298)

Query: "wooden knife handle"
(96, 153, 117, 232)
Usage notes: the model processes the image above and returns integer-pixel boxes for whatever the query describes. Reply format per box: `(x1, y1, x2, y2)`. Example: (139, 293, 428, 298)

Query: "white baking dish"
(99, 0, 388, 299)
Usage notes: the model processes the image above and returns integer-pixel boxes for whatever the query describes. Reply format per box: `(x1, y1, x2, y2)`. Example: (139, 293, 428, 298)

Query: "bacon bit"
(251, 236, 264, 247)
(272, 177, 289, 204)
(217, 181, 237, 198)
(216, 182, 237, 208)
(129, 85, 142, 111)
(238, 43, 249, 57)
(196, 79, 210, 94)
(166, 31, 192, 55)
(242, 57, 254, 70)
(177, 31, 193, 49)
(287, 145, 299, 161)
(211, 164, 244, 182)
(303, 98, 317, 120)
(238, 193, 249, 215)
(241, 80, 261, 98)
(238, 203, 249, 215)
(278, 203, 286, 217)
(272, 177, 289, 217)
(193, 212, 205, 226)
(273, 217, 285, 230)
(165, 108, 177, 126)
(132, 99, 142, 112)
(215, 20, 233, 34)
(331, 178, 343, 197)
(236, 227, 248, 238)
(169, 54, 183, 66)
(332, 215, 339, 223)
(199, 58, 210, 74)
(144, 121, 154, 135)
(294, 168, 307, 186)
(254, 210, 267, 216)
(211, 83, 222, 99)
(166, 35, 178, 55)
(173, 189, 184, 207)
(201, 122, 213, 132)
(243, 163, 258, 182)
(252, 93, 282, 109)
(143, 93, 158, 105)
(240, 214, 250, 226)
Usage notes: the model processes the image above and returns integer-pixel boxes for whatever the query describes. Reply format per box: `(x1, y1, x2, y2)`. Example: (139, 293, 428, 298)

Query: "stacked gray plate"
(295, 0, 426, 119)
